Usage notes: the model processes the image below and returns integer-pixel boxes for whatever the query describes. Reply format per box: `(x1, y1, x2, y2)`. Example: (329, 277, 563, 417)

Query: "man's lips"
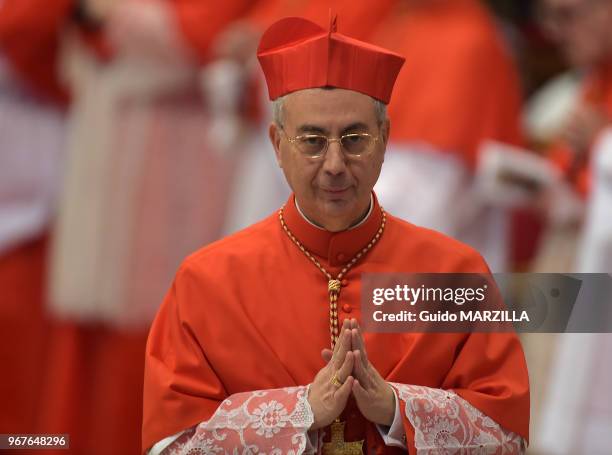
(322, 187, 350, 194)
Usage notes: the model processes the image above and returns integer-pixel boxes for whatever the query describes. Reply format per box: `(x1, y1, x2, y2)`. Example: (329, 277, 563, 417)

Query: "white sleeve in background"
(0, 59, 65, 254)
(374, 143, 510, 272)
(596, 127, 612, 177)
(375, 143, 470, 237)
(577, 126, 612, 274)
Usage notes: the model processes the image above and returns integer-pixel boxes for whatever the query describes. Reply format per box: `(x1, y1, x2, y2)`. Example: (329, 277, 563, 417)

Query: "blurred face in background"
(539, 0, 612, 67)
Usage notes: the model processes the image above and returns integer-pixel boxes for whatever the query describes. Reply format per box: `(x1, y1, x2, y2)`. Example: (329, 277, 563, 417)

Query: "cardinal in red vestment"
(142, 15, 530, 455)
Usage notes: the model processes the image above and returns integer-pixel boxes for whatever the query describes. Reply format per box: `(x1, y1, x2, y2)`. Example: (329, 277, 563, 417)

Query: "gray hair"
(272, 92, 388, 128)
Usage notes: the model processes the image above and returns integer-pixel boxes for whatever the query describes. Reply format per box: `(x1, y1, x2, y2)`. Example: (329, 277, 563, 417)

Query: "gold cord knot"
(328, 279, 342, 295)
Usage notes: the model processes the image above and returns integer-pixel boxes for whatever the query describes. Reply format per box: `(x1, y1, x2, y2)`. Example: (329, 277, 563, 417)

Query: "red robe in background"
(0, 0, 70, 438)
(142, 194, 529, 453)
(1, 1, 253, 453)
(172, 0, 256, 62)
(368, 0, 522, 168)
(0, 0, 73, 103)
(366, 0, 535, 270)
(0, 237, 49, 435)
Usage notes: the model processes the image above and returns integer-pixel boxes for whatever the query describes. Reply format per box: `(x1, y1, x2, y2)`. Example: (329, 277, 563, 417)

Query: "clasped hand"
(307, 318, 395, 430)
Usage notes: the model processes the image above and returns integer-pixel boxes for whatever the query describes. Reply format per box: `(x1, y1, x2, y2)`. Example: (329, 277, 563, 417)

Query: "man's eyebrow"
(296, 124, 328, 134)
(296, 122, 371, 135)
(341, 122, 370, 134)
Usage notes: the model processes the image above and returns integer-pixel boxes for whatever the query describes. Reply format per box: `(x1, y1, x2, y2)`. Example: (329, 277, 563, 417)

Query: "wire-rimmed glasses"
(281, 129, 380, 159)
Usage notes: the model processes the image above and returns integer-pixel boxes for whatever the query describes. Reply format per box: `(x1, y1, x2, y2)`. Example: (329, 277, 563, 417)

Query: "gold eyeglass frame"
(279, 128, 380, 159)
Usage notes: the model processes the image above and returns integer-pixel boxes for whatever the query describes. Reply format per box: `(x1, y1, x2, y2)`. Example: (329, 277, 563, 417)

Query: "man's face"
(539, 0, 612, 67)
(269, 88, 388, 232)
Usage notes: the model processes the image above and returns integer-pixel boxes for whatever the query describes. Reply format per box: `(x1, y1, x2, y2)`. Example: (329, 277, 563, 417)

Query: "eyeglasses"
(281, 129, 380, 159)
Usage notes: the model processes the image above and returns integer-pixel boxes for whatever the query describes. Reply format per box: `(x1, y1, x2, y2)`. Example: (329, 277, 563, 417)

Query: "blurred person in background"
(47, 1, 257, 452)
(0, 0, 70, 437)
(3, 0, 257, 452)
(369, 0, 525, 272)
(526, 0, 612, 272)
(529, 0, 612, 452)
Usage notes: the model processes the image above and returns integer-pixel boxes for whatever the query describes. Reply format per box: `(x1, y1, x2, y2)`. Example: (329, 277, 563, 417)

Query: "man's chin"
(319, 194, 354, 210)
(318, 197, 358, 221)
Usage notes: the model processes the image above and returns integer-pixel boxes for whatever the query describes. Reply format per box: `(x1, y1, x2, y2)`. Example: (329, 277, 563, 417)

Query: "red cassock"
(0, 0, 70, 438)
(368, 0, 523, 168)
(142, 194, 530, 453)
(0, 0, 254, 103)
(171, 0, 255, 62)
(366, 0, 536, 268)
(0, 0, 111, 104)
(0, 237, 49, 436)
(0, 0, 73, 103)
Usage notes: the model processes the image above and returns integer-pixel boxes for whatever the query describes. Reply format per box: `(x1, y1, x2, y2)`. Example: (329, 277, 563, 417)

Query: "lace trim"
(390, 383, 525, 454)
(164, 386, 314, 455)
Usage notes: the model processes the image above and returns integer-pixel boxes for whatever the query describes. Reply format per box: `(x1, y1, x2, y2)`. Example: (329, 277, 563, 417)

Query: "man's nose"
(322, 139, 347, 175)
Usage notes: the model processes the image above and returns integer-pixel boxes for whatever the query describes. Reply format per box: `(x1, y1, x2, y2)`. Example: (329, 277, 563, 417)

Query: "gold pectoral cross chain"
(278, 207, 386, 348)
(278, 206, 386, 453)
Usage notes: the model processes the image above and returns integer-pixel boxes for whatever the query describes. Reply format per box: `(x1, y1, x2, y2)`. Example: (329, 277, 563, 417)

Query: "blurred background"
(1, 0, 611, 453)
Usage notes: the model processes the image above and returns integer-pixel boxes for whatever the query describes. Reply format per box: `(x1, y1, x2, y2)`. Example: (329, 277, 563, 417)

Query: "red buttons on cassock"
(337, 253, 346, 261)
(342, 304, 352, 313)
(341, 279, 348, 286)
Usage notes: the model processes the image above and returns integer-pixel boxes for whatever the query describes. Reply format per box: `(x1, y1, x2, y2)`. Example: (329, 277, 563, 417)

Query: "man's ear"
(269, 122, 283, 168)
(381, 119, 390, 162)
(382, 119, 390, 147)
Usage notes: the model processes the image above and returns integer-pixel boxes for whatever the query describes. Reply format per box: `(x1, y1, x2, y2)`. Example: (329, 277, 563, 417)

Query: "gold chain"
(279, 206, 386, 348)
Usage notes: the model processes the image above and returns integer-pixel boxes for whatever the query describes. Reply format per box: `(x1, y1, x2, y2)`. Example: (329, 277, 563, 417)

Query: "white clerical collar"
(294, 194, 374, 231)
